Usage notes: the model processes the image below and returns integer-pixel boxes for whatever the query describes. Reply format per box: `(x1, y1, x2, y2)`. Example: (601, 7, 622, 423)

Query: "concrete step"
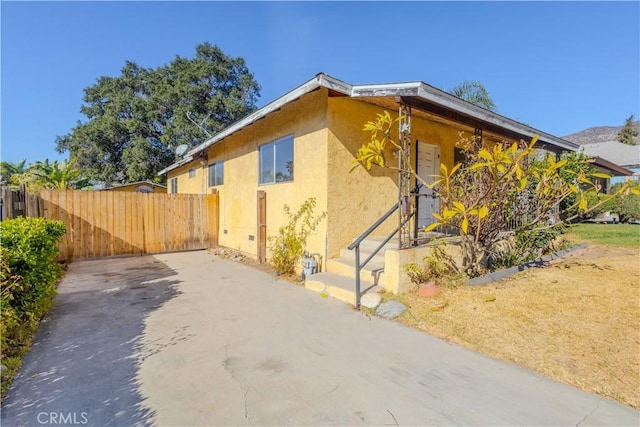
(305, 272, 381, 306)
(340, 234, 398, 264)
(338, 247, 387, 265)
(353, 235, 399, 252)
(326, 257, 387, 287)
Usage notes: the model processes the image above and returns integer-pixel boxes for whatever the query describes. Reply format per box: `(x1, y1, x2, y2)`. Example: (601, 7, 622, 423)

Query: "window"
(454, 147, 468, 165)
(188, 168, 196, 178)
(208, 162, 224, 186)
(259, 135, 293, 184)
(170, 177, 178, 193)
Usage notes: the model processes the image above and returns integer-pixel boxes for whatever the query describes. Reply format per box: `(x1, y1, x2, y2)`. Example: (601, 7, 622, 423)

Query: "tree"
(0, 159, 28, 188)
(56, 43, 261, 184)
(353, 112, 637, 277)
(450, 81, 497, 112)
(27, 159, 90, 190)
(616, 114, 639, 145)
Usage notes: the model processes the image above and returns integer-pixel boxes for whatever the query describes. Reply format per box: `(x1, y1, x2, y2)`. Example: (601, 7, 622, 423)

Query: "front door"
(416, 142, 440, 230)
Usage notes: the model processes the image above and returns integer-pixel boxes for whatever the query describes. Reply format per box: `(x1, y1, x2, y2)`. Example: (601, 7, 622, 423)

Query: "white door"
(416, 142, 440, 230)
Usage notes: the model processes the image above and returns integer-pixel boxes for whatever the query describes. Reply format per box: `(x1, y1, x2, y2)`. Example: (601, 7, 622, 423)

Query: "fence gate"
(28, 190, 218, 261)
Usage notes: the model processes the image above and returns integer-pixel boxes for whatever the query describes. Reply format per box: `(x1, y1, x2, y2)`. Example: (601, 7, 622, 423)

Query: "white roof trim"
(158, 74, 351, 175)
(158, 73, 577, 175)
(350, 81, 577, 152)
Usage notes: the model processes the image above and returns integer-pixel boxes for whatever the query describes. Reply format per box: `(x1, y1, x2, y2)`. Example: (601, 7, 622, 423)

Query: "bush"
(490, 225, 567, 270)
(268, 198, 325, 276)
(1, 217, 66, 397)
(616, 194, 640, 223)
(403, 245, 463, 287)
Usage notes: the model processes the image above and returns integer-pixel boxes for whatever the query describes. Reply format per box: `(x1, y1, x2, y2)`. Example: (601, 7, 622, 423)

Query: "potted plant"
(403, 245, 462, 297)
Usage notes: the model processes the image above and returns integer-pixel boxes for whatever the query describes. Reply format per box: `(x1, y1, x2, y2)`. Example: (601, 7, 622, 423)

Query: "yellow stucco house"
(159, 73, 577, 304)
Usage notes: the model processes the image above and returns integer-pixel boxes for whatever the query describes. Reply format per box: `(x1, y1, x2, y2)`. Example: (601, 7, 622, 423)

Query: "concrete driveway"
(2, 251, 638, 426)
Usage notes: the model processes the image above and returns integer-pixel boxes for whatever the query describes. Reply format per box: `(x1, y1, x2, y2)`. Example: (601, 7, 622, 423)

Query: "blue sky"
(2, 1, 639, 165)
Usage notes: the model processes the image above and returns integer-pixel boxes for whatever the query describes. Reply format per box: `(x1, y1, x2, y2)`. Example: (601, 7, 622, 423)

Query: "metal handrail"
(348, 203, 399, 250)
(348, 203, 414, 309)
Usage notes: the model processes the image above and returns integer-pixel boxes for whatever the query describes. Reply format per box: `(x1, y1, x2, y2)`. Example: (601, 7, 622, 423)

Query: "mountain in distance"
(563, 120, 640, 145)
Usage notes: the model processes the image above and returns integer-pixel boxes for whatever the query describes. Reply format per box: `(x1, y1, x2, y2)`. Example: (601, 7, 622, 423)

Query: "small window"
(135, 185, 154, 193)
(454, 147, 468, 165)
(208, 162, 224, 186)
(170, 177, 178, 193)
(188, 168, 196, 178)
(259, 135, 293, 184)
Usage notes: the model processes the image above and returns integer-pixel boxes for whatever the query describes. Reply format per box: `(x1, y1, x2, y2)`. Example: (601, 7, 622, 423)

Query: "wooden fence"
(1, 184, 27, 220)
(25, 190, 218, 261)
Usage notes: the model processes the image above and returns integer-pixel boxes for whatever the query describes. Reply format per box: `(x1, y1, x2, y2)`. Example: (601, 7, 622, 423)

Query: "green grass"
(567, 223, 640, 247)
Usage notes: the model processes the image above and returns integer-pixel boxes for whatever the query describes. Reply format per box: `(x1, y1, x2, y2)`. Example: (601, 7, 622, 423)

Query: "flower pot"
(417, 281, 440, 298)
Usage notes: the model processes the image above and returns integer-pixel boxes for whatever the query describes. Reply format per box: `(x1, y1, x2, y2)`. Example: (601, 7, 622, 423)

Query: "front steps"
(305, 236, 398, 305)
(305, 272, 382, 306)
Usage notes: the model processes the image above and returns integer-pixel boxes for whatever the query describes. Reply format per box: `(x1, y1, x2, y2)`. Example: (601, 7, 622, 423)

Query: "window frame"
(188, 168, 196, 179)
(258, 134, 294, 185)
(208, 161, 224, 187)
(170, 177, 178, 193)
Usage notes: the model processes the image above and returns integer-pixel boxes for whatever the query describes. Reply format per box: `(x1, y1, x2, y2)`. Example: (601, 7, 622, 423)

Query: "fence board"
(24, 190, 218, 261)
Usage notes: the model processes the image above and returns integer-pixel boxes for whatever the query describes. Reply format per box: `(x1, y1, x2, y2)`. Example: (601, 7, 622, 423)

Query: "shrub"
(268, 198, 325, 276)
(1, 217, 66, 397)
(490, 225, 567, 270)
(615, 194, 640, 223)
(404, 244, 463, 287)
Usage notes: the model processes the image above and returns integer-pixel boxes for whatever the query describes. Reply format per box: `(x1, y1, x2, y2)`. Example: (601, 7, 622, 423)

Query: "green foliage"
(568, 223, 640, 247)
(450, 81, 497, 112)
(0, 159, 28, 188)
(403, 263, 432, 285)
(615, 193, 640, 223)
(606, 182, 640, 223)
(27, 158, 90, 190)
(56, 43, 261, 183)
(616, 114, 639, 145)
(268, 198, 326, 276)
(1, 217, 66, 397)
(490, 226, 567, 270)
(354, 111, 639, 277)
(404, 245, 462, 286)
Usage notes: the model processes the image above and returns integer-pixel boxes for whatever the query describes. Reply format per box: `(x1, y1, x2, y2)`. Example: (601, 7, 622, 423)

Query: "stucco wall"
(169, 163, 207, 194)
(168, 91, 485, 264)
(326, 98, 463, 258)
(167, 88, 329, 261)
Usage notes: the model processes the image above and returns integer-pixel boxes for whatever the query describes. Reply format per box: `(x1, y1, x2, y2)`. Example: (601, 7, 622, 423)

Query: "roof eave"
(589, 157, 634, 176)
(351, 82, 578, 153)
(157, 73, 353, 176)
(158, 73, 579, 176)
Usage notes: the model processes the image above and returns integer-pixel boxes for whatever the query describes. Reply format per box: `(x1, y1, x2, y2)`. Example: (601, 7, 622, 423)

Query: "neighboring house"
(580, 141, 640, 185)
(103, 180, 167, 193)
(158, 73, 579, 299)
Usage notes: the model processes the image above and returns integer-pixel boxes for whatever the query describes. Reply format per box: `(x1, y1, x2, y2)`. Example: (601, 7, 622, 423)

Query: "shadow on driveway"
(1, 255, 181, 427)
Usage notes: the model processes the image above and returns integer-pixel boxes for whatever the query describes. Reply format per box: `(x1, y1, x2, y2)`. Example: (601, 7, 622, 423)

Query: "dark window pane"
(208, 164, 215, 187)
(215, 162, 224, 186)
(209, 162, 224, 186)
(259, 144, 274, 184)
(275, 136, 293, 182)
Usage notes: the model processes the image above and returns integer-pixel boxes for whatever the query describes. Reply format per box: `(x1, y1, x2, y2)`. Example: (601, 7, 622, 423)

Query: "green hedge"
(1, 217, 66, 397)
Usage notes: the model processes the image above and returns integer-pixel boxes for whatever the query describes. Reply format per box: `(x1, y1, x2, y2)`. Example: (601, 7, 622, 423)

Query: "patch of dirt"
(208, 247, 302, 285)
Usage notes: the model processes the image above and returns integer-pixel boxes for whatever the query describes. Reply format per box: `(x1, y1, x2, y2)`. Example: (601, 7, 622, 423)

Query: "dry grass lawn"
(392, 244, 640, 409)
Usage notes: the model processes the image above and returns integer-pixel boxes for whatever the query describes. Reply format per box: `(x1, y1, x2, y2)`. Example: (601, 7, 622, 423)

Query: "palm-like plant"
(28, 158, 90, 190)
(0, 159, 28, 187)
(450, 81, 497, 112)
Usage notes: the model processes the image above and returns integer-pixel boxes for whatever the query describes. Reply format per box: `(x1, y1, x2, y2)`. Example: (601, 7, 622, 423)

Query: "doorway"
(416, 141, 440, 230)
